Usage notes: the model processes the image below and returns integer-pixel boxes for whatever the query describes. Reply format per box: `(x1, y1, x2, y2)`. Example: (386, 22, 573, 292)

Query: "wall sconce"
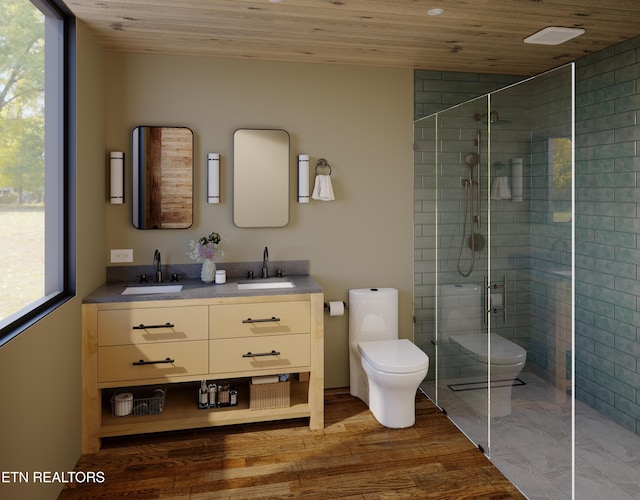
(109, 151, 124, 204)
(298, 154, 309, 203)
(511, 158, 523, 202)
(207, 153, 220, 204)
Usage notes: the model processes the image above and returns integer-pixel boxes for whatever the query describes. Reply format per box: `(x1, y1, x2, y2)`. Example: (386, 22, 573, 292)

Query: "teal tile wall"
(414, 68, 572, 387)
(575, 36, 640, 434)
(414, 71, 523, 366)
(415, 35, 640, 435)
(414, 71, 522, 120)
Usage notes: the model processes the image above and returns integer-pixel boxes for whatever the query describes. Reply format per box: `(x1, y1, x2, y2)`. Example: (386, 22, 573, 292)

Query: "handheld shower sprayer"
(457, 129, 484, 277)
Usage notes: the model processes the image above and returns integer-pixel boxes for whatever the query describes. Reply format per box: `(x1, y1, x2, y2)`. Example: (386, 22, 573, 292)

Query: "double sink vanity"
(85, 123, 321, 453)
(81, 271, 324, 454)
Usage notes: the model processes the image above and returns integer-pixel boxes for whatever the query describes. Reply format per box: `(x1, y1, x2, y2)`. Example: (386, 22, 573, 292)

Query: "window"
(548, 137, 572, 223)
(0, 0, 74, 345)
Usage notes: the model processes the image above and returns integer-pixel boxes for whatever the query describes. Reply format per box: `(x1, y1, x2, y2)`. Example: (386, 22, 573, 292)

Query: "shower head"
(465, 152, 479, 168)
(473, 111, 511, 124)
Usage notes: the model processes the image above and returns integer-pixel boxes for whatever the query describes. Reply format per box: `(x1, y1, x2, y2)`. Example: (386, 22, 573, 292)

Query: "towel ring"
(315, 158, 332, 175)
(493, 161, 506, 172)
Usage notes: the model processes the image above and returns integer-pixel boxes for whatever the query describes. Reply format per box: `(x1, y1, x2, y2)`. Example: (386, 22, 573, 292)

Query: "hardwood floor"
(60, 391, 525, 499)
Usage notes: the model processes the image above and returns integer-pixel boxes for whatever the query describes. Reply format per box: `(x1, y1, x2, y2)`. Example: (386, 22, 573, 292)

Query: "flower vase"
(200, 259, 216, 283)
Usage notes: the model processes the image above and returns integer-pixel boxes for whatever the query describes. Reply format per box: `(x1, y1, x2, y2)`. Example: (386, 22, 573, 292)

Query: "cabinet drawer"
(210, 334, 310, 374)
(98, 306, 208, 346)
(210, 301, 310, 339)
(98, 340, 208, 383)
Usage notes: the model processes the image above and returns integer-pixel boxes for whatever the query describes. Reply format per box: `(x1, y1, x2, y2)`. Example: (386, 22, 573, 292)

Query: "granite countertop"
(83, 274, 323, 304)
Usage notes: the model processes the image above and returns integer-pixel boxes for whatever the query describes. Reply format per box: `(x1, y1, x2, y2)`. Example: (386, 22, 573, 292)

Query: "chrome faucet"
(262, 246, 269, 279)
(153, 249, 162, 283)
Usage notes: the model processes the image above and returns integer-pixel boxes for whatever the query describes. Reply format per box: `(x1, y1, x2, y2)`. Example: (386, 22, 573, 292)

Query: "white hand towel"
(491, 176, 511, 200)
(312, 174, 335, 201)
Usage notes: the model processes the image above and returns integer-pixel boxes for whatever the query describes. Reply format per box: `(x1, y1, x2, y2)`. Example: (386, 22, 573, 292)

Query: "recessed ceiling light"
(427, 8, 444, 16)
(524, 27, 585, 45)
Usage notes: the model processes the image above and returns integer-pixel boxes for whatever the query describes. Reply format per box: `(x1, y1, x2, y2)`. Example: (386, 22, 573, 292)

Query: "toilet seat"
(358, 339, 429, 374)
(449, 333, 526, 365)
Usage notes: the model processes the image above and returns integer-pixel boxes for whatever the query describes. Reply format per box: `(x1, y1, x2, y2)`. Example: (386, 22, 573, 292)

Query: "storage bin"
(250, 381, 290, 410)
(110, 386, 166, 418)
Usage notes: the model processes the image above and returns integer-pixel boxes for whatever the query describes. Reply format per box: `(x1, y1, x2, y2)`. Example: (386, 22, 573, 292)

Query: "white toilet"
(439, 284, 526, 417)
(349, 288, 429, 428)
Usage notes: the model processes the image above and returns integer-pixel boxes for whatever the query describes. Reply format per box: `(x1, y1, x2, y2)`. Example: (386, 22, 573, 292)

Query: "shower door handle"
(475, 174, 481, 229)
(484, 276, 488, 324)
(484, 275, 507, 324)
(475, 129, 481, 229)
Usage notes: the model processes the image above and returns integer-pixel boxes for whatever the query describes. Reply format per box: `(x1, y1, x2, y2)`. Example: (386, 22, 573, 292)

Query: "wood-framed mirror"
(132, 126, 193, 229)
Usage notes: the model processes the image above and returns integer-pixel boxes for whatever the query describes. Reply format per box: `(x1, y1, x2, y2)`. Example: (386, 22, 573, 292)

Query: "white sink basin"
(237, 279, 295, 290)
(121, 284, 183, 295)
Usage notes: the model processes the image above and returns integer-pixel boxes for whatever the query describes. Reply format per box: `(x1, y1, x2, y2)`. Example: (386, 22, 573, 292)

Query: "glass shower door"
(415, 64, 575, 498)
(485, 65, 574, 498)
(427, 95, 491, 453)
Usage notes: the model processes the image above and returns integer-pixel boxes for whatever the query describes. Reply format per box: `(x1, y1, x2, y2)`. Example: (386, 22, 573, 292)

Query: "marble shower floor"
(421, 372, 640, 499)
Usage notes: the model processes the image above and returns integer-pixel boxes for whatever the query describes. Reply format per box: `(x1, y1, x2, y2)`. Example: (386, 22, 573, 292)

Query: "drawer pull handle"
(242, 350, 281, 358)
(132, 322, 175, 330)
(132, 357, 175, 366)
(242, 316, 281, 324)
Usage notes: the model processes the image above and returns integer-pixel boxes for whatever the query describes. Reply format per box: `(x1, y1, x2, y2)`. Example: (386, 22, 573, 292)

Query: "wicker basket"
(249, 381, 290, 410)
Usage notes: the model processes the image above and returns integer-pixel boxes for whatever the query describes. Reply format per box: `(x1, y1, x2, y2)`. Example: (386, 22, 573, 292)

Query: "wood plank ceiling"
(65, 0, 640, 75)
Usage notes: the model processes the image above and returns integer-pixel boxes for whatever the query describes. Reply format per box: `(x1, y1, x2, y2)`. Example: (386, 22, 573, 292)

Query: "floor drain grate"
(447, 378, 526, 392)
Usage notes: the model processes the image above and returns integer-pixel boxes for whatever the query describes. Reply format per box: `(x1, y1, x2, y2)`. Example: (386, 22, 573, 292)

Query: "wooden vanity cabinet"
(210, 301, 311, 375)
(96, 305, 209, 383)
(82, 293, 324, 454)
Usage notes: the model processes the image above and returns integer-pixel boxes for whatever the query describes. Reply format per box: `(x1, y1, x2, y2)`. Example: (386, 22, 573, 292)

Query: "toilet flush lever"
(484, 275, 507, 324)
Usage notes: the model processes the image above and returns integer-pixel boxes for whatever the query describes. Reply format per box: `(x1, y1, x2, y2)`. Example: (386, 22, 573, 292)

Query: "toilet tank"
(438, 284, 483, 341)
(348, 288, 398, 345)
